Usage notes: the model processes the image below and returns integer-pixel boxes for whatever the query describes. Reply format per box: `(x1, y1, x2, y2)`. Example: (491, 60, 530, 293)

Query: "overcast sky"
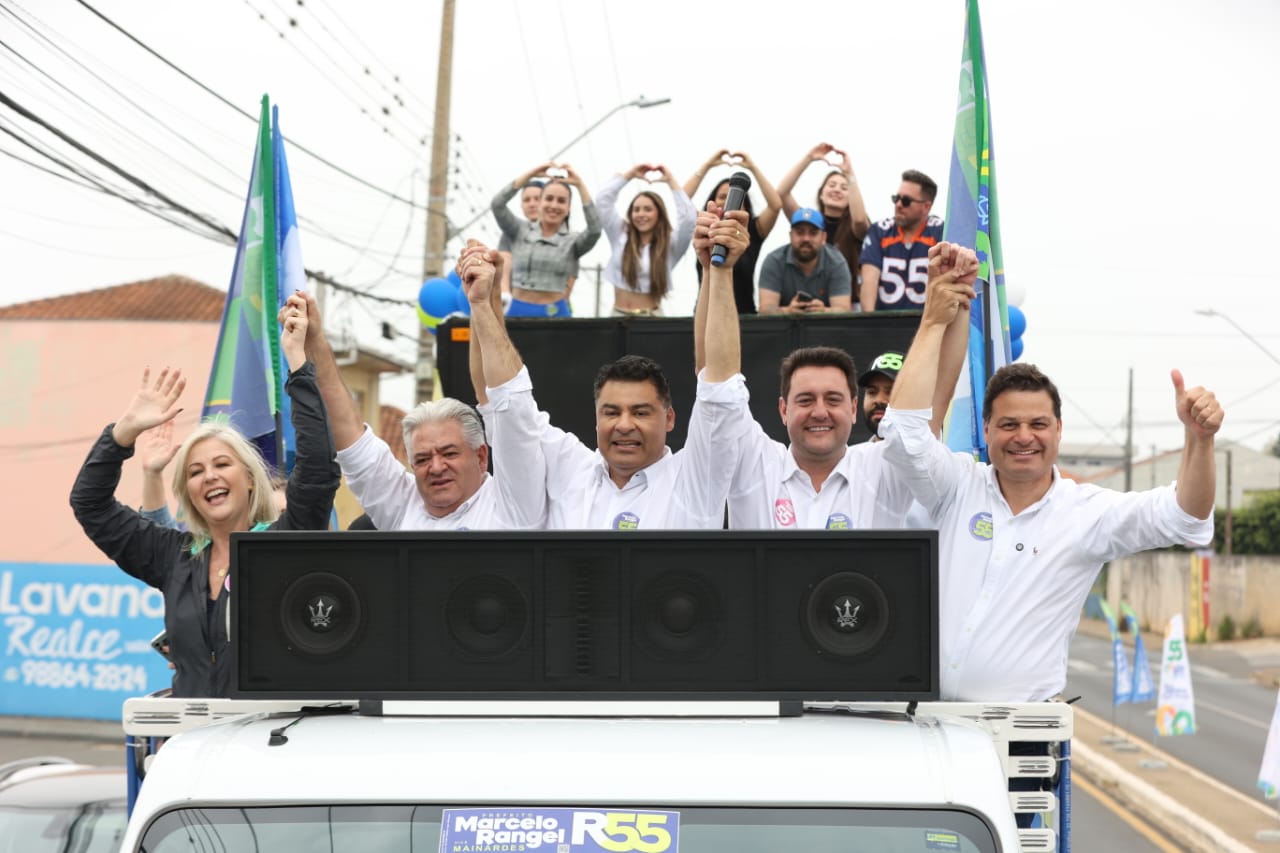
(3, 0, 1278, 459)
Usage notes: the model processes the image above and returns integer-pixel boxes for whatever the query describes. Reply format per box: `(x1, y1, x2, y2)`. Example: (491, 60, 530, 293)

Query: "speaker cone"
(279, 572, 363, 656)
(803, 571, 889, 657)
(634, 572, 723, 660)
(445, 575, 529, 657)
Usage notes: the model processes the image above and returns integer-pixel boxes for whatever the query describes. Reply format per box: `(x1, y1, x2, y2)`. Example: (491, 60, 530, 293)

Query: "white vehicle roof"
(125, 705, 1019, 842)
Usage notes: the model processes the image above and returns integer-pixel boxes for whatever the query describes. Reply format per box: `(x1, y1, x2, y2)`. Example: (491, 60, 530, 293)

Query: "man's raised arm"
(457, 242, 523, 390)
(301, 291, 365, 450)
(889, 243, 979, 411)
(1171, 369, 1222, 520)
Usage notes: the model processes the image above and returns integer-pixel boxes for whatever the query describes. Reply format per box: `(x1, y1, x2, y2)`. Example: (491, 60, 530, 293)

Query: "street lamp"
(547, 95, 671, 161)
(447, 95, 671, 239)
(1194, 307, 1280, 367)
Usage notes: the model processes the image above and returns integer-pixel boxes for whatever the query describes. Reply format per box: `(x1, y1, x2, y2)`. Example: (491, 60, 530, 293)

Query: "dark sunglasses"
(891, 194, 925, 207)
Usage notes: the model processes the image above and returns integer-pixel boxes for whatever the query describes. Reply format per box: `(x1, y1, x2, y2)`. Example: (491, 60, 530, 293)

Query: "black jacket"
(70, 362, 340, 697)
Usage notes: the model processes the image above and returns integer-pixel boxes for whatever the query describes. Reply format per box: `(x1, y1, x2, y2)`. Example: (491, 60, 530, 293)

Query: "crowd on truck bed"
(70, 144, 1224, 709)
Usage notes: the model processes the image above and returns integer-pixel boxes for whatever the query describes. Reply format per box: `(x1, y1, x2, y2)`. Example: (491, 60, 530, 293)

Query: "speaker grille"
(232, 531, 938, 700)
(279, 572, 363, 657)
(802, 571, 889, 658)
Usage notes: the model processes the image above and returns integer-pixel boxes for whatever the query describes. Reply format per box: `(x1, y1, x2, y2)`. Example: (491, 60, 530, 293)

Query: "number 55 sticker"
(573, 810, 678, 853)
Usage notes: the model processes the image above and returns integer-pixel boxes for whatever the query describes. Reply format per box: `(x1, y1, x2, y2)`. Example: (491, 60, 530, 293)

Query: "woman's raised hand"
(112, 367, 185, 448)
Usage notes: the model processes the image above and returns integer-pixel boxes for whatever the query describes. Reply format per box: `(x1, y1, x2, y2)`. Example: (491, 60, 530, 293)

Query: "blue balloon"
(418, 277, 456, 318)
(446, 269, 463, 289)
(454, 286, 472, 316)
(1007, 304, 1027, 340)
(1011, 337, 1025, 361)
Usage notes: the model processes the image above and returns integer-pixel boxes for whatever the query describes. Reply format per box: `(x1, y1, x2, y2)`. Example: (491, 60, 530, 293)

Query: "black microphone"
(710, 171, 752, 267)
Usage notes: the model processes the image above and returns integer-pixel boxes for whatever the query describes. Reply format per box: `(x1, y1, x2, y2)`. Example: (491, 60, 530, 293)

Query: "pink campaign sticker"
(773, 498, 796, 527)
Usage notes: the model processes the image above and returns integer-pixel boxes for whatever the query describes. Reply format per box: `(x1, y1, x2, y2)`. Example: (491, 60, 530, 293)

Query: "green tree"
(1214, 490, 1280, 554)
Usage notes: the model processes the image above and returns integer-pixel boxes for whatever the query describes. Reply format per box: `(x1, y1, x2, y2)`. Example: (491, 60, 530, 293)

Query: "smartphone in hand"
(150, 629, 170, 661)
(794, 290, 814, 303)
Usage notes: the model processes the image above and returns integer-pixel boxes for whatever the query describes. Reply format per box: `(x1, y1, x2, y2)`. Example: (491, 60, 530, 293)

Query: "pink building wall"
(0, 319, 219, 564)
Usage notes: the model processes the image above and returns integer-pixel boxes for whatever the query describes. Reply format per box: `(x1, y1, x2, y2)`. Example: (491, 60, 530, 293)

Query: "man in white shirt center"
(458, 210, 753, 530)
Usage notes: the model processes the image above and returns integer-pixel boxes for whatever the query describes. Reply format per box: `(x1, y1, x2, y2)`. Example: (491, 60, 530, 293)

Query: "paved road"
(1066, 630, 1275, 800)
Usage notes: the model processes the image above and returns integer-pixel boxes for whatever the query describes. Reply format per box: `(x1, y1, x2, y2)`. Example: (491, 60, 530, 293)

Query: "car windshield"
(0, 802, 127, 853)
(137, 805, 998, 853)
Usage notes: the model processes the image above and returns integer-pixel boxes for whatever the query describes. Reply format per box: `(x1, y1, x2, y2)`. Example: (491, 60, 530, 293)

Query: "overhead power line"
(72, 0, 433, 215)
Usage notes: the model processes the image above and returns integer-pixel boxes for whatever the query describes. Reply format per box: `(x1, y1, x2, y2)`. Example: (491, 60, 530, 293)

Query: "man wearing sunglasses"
(859, 169, 944, 312)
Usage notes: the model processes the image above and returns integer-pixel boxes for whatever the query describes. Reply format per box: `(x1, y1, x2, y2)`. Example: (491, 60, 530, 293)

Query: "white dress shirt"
(336, 425, 539, 530)
(484, 367, 749, 529)
(725, 404, 919, 530)
(879, 405, 1213, 702)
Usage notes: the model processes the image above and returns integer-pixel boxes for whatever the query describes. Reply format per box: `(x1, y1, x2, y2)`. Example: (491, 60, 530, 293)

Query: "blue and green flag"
(942, 0, 1012, 461)
(202, 96, 305, 471)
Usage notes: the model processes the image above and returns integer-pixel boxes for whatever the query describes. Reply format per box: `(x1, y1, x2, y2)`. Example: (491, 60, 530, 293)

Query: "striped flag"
(1119, 601, 1155, 703)
(942, 0, 1012, 461)
(202, 96, 305, 471)
(1098, 600, 1132, 705)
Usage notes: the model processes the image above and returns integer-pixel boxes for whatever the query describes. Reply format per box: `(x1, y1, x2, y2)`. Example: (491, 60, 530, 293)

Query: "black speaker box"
(231, 530, 938, 701)
(436, 313, 922, 451)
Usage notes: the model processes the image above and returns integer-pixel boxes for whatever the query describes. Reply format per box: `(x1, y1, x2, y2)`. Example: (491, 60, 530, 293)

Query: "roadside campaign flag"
(1155, 614, 1196, 736)
(1261, 689, 1280, 799)
(942, 0, 1012, 461)
(1119, 601, 1155, 703)
(202, 96, 306, 471)
(1097, 599, 1132, 705)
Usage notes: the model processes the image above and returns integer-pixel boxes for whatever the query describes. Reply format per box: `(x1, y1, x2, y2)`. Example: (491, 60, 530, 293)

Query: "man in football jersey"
(859, 170, 944, 312)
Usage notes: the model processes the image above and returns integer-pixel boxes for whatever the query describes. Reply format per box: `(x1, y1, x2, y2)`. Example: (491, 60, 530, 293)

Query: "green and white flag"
(1155, 614, 1196, 736)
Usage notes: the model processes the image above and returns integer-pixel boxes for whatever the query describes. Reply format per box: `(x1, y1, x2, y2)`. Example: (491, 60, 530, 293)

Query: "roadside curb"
(0, 716, 121, 744)
(1072, 739, 1255, 853)
(1071, 705, 1274, 852)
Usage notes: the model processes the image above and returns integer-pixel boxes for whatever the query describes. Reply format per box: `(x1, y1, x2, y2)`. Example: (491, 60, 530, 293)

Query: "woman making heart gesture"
(684, 149, 783, 314)
(776, 142, 871, 303)
(490, 161, 601, 318)
(595, 162, 696, 316)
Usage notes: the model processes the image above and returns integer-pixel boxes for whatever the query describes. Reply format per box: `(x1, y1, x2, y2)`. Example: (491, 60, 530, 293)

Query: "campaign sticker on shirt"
(773, 499, 796, 527)
(439, 807, 680, 853)
(825, 513, 851, 530)
(612, 511, 640, 530)
(968, 511, 994, 541)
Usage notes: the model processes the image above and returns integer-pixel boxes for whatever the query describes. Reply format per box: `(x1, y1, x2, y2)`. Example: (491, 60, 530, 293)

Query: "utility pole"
(1123, 367, 1133, 492)
(1225, 448, 1233, 556)
(416, 0, 455, 404)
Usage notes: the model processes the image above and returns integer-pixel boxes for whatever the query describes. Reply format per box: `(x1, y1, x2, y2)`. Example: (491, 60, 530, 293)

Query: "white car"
(120, 698, 1069, 853)
(0, 757, 127, 853)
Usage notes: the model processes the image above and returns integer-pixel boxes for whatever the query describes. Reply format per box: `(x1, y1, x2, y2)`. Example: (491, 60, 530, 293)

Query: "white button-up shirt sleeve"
(674, 370, 751, 527)
(878, 405, 972, 517)
(1075, 481, 1213, 559)
(335, 425, 417, 531)
(486, 366, 595, 523)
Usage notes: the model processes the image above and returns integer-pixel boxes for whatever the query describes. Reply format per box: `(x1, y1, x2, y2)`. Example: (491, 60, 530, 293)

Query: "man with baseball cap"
(859, 351, 904, 440)
(757, 208, 853, 314)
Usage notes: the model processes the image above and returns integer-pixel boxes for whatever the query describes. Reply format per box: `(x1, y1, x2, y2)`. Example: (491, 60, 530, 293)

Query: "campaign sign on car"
(440, 808, 680, 853)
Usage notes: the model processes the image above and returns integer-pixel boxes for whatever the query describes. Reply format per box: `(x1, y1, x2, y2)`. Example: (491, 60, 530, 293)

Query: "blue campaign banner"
(440, 808, 680, 853)
(0, 562, 168, 720)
